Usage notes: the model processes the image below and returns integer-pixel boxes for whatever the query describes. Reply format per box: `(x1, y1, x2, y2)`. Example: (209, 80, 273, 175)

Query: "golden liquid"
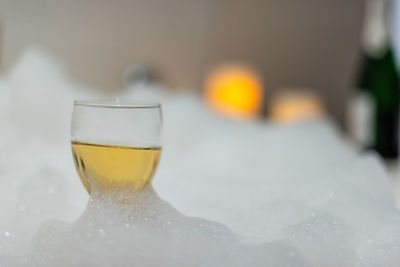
(71, 141, 161, 194)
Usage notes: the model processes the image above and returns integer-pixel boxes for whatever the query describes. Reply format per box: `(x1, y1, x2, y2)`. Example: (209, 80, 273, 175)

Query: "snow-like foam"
(1, 47, 400, 266)
(25, 186, 309, 267)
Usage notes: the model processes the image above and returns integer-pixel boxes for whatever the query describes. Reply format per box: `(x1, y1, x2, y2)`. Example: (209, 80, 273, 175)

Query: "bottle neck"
(362, 0, 390, 57)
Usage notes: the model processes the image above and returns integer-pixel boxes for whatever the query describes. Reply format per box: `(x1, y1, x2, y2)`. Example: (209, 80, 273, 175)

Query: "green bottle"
(353, 0, 400, 159)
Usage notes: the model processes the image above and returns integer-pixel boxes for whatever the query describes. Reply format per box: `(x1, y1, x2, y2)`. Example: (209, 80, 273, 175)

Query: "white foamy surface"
(0, 48, 400, 266)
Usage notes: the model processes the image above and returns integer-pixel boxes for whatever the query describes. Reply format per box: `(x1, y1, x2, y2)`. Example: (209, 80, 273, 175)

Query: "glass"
(70, 99, 162, 197)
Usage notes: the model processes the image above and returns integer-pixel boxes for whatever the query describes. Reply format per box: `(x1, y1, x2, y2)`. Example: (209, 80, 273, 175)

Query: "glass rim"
(74, 99, 161, 109)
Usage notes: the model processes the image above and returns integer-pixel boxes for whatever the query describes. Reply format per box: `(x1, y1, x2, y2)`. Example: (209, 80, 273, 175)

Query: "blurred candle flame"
(269, 90, 325, 123)
(204, 65, 263, 119)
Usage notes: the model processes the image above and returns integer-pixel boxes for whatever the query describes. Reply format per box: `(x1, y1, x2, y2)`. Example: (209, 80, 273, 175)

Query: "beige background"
(0, 0, 365, 125)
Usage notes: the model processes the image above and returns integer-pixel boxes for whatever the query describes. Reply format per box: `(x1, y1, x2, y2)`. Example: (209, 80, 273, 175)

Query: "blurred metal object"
(122, 64, 159, 88)
(347, 92, 374, 146)
(204, 64, 263, 119)
(268, 89, 325, 124)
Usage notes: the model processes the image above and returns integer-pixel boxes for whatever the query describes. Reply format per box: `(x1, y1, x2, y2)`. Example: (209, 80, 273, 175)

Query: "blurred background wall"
(0, 0, 365, 126)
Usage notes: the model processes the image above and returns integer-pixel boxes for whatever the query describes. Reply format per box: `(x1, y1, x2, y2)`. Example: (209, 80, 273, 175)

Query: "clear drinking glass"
(70, 99, 162, 196)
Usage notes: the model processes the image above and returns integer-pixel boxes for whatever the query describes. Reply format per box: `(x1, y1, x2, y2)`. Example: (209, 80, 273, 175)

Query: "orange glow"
(205, 65, 263, 119)
(269, 92, 324, 123)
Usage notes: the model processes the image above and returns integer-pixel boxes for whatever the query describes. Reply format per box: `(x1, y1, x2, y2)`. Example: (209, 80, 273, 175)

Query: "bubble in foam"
(283, 211, 355, 266)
